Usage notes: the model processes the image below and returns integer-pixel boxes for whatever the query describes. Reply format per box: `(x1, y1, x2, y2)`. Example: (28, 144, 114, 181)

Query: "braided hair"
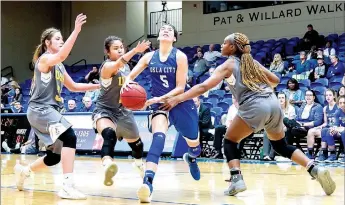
(229, 33, 272, 92)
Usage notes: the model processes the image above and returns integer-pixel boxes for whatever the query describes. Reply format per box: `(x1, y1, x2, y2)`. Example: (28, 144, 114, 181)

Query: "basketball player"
(161, 33, 336, 196)
(122, 24, 201, 202)
(91, 36, 150, 186)
(14, 14, 100, 199)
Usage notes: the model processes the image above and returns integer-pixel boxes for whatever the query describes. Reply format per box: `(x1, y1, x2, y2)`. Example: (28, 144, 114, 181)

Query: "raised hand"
(134, 40, 151, 53)
(74, 13, 87, 33)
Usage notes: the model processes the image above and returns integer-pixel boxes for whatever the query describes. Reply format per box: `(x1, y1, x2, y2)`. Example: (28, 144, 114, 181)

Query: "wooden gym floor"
(1, 154, 344, 205)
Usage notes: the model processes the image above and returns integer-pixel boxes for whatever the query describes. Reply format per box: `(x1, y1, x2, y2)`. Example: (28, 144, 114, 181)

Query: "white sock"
(102, 158, 113, 166)
(63, 173, 74, 186)
(134, 158, 143, 166)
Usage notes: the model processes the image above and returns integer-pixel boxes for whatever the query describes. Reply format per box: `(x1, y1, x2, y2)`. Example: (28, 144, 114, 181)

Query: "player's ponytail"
(32, 44, 44, 65)
(233, 33, 271, 92)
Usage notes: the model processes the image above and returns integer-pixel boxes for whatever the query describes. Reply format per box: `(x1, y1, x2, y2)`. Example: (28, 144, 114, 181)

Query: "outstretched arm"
(63, 72, 100, 92)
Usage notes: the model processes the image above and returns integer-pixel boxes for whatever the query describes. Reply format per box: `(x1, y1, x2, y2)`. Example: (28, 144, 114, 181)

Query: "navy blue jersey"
(147, 48, 178, 98)
(325, 104, 338, 127)
(335, 108, 345, 127)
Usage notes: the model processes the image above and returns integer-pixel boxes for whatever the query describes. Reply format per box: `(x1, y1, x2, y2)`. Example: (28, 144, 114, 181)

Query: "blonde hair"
(32, 28, 60, 64)
(272, 53, 282, 65)
(232, 33, 272, 92)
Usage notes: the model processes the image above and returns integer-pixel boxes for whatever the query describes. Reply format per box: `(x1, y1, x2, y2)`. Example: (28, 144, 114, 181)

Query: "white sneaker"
(132, 161, 145, 178)
(14, 164, 30, 191)
(58, 185, 87, 200)
(103, 162, 118, 186)
(137, 184, 152, 203)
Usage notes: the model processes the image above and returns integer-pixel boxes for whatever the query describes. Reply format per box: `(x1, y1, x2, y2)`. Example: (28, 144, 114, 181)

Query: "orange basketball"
(120, 84, 147, 110)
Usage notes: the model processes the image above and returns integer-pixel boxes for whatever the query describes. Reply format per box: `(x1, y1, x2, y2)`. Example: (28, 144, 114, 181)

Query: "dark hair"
(33, 28, 61, 64)
(326, 40, 333, 46)
(104, 36, 123, 52)
(161, 23, 178, 42)
(306, 89, 319, 103)
(338, 95, 345, 103)
(307, 24, 313, 28)
(286, 78, 300, 91)
(338, 85, 345, 96)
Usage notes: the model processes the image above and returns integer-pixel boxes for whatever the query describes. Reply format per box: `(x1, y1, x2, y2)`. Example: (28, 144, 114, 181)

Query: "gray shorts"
(237, 94, 284, 133)
(92, 106, 139, 140)
(27, 104, 72, 154)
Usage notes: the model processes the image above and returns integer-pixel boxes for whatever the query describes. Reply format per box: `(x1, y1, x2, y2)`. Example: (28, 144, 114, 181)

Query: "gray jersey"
(29, 55, 66, 108)
(224, 56, 273, 105)
(96, 60, 126, 110)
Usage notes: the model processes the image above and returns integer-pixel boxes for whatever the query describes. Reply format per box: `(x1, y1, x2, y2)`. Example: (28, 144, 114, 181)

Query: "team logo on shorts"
(48, 123, 68, 143)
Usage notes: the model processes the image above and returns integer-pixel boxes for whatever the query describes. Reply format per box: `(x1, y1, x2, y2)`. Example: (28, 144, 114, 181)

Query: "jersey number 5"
(160, 75, 169, 88)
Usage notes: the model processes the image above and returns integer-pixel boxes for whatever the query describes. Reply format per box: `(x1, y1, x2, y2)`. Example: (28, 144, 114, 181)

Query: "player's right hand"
(120, 79, 137, 94)
(74, 13, 87, 33)
(134, 40, 151, 53)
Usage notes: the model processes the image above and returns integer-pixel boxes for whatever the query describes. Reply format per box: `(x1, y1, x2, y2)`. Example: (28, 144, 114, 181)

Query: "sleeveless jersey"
(147, 48, 178, 97)
(29, 55, 66, 108)
(325, 104, 338, 127)
(335, 108, 345, 127)
(96, 59, 126, 110)
(224, 56, 273, 105)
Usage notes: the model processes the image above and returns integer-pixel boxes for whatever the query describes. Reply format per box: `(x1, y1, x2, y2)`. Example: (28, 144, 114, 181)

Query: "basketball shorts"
(150, 99, 199, 140)
(92, 106, 140, 140)
(27, 103, 71, 154)
(237, 93, 284, 133)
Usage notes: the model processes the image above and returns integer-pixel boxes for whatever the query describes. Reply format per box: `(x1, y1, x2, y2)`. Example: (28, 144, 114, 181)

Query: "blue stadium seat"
(299, 79, 311, 88)
(209, 90, 226, 99)
(223, 93, 232, 99)
(217, 101, 230, 112)
(329, 82, 342, 91)
(202, 102, 213, 110)
(315, 78, 329, 86)
(316, 94, 326, 106)
(207, 98, 219, 107)
(221, 98, 233, 105)
(312, 86, 327, 95)
(276, 84, 286, 92)
(211, 107, 223, 117)
(208, 93, 219, 100)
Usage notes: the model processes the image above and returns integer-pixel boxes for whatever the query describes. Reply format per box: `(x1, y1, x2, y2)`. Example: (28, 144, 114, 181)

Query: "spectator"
(301, 24, 319, 51)
(67, 100, 78, 112)
(269, 53, 284, 74)
(326, 55, 345, 79)
(79, 96, 95, 112)
(203, 44, 222, 64)
(190, 47, 202, 64)
(323, 40, 336, 57)
(342, 75, 345, 86)
(212, 98, 239, 159)
(338, 85, 345, 97)
(307, 89, 337, 160)
(309, 55, 327, 82)
(295, 51, 311, 74)
(263, 92, 296, 161)
(84, 83, 100, 102)
(193, 51, 208, 74)
(306, 45, 317, 60)
(81, 66, 99, 84)
(319, 95, 345, 163)
(11, 88, 23, 105)
(285, 90, 323, 152)
(193, 97, 213, 142)
(11, 101, 24, 113)
(282, 78, 305, 107)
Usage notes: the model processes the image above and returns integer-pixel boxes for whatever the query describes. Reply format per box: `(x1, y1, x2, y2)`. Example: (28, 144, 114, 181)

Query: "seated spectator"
(295, 51, 311, 74)
(342, 75, 345, 86)
(284, 90, 323, 150)
(338, 85, 345, 96)
(203, 44, 221, 65)
(282, 78, 305, 107)
(67, 99, 78, 112)
(326, 55, 345, 79)
(263, 92, 296, 161)
(84, 82, 100, 102)
(320, 96, 345, 163)
(309, 55, 327, 82)
(11, 101, 24, 113)
(193, 51, 208, 74)
(323, 40, 336, 58)
(10, 88, 23, 105)
(212, 98, 239, 159)
(306, 45, 317, 60)
(306, 89, 338, 159)
(193, 97, 213, 141)
(80, 66, 99, 83)
(190, 47, 202, 64)
(300, 24, 319, 51)
(79, 96, 95, 112)
(269, 53, 284, 74)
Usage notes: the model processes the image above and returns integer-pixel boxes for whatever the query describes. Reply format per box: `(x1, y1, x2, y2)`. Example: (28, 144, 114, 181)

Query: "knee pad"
(224, 138, 241, 162)
(128, 138, 144, 159)
(101, 127, 117, 158)
(43, 151, 61, 166)
(58, 127, 77, 149)
(146, 132, 166, 164)
(270, 138, 297, 159)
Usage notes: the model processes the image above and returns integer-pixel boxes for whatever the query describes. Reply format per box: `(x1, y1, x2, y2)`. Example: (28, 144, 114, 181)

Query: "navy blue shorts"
(150, 99, 199, 140)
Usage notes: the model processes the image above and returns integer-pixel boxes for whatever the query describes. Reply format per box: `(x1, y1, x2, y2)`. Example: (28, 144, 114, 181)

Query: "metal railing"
(149, 8, 182, 38)
(70, 59, 87, 73)
(1, 66, 14, 78)
(128, 35, 145, 48)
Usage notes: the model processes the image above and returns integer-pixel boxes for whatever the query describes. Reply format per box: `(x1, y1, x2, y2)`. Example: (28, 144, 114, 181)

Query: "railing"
(149, 8, 182, 38)
(1, 66, 14, 78)
(128, 35, 145, 48)
(70, 59, 87, 73)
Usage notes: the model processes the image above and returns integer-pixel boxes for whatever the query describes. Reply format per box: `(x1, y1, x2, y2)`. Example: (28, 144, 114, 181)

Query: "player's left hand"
(160, 96, 181, 111)
(145, 97, 163, 107)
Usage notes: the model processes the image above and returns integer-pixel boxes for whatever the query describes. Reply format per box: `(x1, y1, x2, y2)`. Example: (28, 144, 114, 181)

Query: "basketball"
(120, 83, 147, 110)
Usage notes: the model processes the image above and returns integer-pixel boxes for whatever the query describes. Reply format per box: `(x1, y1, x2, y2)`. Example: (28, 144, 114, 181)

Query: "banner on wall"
(1, 113, 178, 153)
